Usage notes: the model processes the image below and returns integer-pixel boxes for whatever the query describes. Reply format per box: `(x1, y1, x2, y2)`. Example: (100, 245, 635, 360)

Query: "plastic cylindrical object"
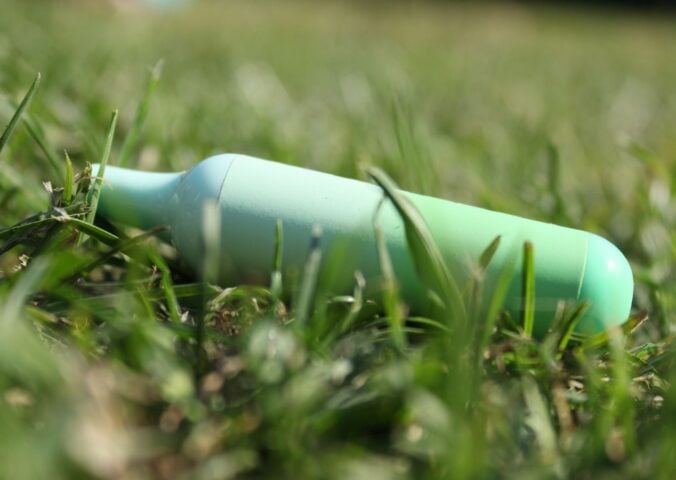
(94, 154, 633, 336)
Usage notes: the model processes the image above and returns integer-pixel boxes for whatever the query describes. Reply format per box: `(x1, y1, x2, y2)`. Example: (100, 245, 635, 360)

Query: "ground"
(0, 0, 674, 478)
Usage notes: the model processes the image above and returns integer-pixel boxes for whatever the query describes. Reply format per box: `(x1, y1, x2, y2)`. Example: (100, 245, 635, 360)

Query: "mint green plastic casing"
(94, 154, 634, 336)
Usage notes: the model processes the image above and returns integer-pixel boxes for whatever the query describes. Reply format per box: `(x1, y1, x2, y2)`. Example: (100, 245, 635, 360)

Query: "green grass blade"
(522, 376, 558, 462)
(270, 219, 284, 301)
(0, 72, 40, 157)
(580, 311, 647, 351)
(81, 110, 118, 244)
(64, 216, 119, 245)
(556, 301, 590, 357)
(521, 241, 535, 337)
(338, 271, 365, 333)
(605, 329, 637, 457)
(467, 235, 502, 323)
(375, 224, 405, 350)
(0, 216, 53, 240)
(195, 200, 223, 372)
(366, 165, 465, 323)
(149, 249, 182, 324)
(118, 60, 163, 168)
(1, 257, 49, 325)
(23, 304, 58, 326)
(63, 150, 74, 204)
(465, 235, 503, 365)
(407, 316, 450, 333)
(273, 219, 284, 272)
(295, 225, 322, 327)
(478, 235, 501, 271)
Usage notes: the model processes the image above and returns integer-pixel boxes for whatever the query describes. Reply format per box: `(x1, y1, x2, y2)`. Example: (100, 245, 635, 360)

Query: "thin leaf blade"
(0, 72, 41, 157)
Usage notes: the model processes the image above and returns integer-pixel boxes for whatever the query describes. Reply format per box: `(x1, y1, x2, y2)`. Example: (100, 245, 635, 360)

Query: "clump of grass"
(0, 1, 674, 478)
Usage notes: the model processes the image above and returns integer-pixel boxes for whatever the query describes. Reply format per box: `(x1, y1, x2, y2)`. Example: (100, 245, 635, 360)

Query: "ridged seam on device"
(575, 234, 590, 301)
(215, 154, 237, 205)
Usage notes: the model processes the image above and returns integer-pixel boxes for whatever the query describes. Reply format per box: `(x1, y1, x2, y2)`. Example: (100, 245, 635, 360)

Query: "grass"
(0, 72, 40, 156)
(0, 0, 675, 478)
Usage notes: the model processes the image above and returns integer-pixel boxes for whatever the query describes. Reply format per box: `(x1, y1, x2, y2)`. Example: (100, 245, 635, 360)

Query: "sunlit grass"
(0, 0, 674, 478)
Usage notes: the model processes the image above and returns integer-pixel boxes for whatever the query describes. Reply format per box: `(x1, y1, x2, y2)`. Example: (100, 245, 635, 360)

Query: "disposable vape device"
(94, 154, 633, 336)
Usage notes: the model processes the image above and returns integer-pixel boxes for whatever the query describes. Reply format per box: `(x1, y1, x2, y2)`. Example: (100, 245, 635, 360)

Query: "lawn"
(0, 0, 674, 478)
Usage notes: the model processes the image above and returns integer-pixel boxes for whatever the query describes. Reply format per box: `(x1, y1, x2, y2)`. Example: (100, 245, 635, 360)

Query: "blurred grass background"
(0, 0, 674, 478)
